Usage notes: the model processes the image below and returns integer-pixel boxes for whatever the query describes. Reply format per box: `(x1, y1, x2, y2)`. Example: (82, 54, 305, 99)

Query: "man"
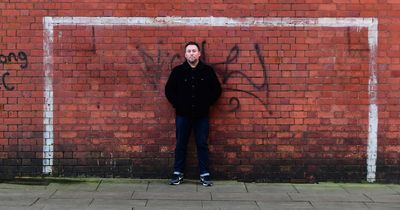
(165, 41, 222, 186)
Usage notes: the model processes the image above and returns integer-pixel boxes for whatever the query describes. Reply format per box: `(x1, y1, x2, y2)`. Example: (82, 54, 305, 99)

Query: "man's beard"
(187, 58, 198, 65)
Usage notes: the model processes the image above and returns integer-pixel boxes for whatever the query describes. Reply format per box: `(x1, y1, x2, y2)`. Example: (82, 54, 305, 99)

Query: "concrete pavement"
(0, 178, 399, 210)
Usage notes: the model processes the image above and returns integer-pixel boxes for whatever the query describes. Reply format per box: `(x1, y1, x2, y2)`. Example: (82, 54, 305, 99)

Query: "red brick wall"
(0, 1, 399, 182)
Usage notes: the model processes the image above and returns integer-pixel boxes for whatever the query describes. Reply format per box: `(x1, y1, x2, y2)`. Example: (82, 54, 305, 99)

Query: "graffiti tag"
(135, 41, 269, 112)
(0, 51, 28, 91)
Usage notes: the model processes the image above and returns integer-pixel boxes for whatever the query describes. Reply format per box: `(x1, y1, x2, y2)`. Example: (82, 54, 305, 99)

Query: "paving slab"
(292, 183, 347, 194)
(147, 200, 202, 208)
(364, 194, 400, 203)
(133, 192, 211, 200)
(340, 183, 398, 195)
(87, 206, 132, 210)
(0, 196, 39, 206)
(0, 206, 43, 210)
(147, 181, 197, 193)
(203, 200, 259, 210)
(289, 192, 371, 202)
(211, 192, 292, 201)
(257, 201, 313, 210)
(1, 178, 400, 210)
(0, 188, 55, 198)
(41, 206, 89, 210)
(386, 184, 400, 194)
(245, 183, 298, 193)
(88, 199, 147, 209)
(310, 201, 370, 210)
(51, 190, 133, 199)
(133, 207, 207, 210)
(97, 181, 148, 192)
(48, 182, 100, 192)
(35, 198, 93, 207)
(365, 202, 400, 210)
(0, 183, 48, 190)
(197, 181, 247, 193)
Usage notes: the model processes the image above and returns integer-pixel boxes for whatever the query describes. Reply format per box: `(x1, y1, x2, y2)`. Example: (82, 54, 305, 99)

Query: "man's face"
(185, 44, 201, 65)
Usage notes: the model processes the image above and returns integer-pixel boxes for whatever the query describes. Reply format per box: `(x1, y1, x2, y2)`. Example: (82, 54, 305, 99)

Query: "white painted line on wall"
(43, 17, 54, 174)
(43, 16, 378, 182)
(367, 20, 379, 182)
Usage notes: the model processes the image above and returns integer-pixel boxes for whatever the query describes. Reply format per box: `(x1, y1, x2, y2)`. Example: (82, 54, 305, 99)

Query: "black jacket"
(165, 60, 222, 118)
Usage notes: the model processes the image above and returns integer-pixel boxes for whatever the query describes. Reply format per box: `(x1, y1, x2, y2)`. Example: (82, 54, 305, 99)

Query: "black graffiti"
(0, 51, 28, 91)
(91, 26, 96, 53)
(1, 72, 14, 91)
(0, 51, 28, 69)
(136, 44, 163, 90)
(136, 41, 180, 90)
(202, 41, 269, 112)
(135, 41, 270, 113)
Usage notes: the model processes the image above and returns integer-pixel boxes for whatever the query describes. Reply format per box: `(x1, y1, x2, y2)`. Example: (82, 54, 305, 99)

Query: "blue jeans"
(174, 115, 210, 176)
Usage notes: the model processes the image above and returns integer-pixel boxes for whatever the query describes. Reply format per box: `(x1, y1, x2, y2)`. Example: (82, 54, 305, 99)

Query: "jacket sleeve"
(165, 69, 178, 108)
(209, 68, 222, 105)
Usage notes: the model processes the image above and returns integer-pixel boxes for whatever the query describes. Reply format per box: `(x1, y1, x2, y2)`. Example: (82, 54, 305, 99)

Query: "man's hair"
(184, 41, 200, 52)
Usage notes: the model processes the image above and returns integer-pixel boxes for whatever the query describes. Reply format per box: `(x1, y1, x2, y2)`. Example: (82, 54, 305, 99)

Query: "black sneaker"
(200, 175, 213, 187)
(169, 172, 183, 185)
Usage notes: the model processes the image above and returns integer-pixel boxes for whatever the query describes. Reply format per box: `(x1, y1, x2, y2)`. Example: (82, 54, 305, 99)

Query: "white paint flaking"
(43, 17, 54, 174)
(367, 19, 379, 182)
(47, 17, 377, 28)
(43, 17, 378, 181)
